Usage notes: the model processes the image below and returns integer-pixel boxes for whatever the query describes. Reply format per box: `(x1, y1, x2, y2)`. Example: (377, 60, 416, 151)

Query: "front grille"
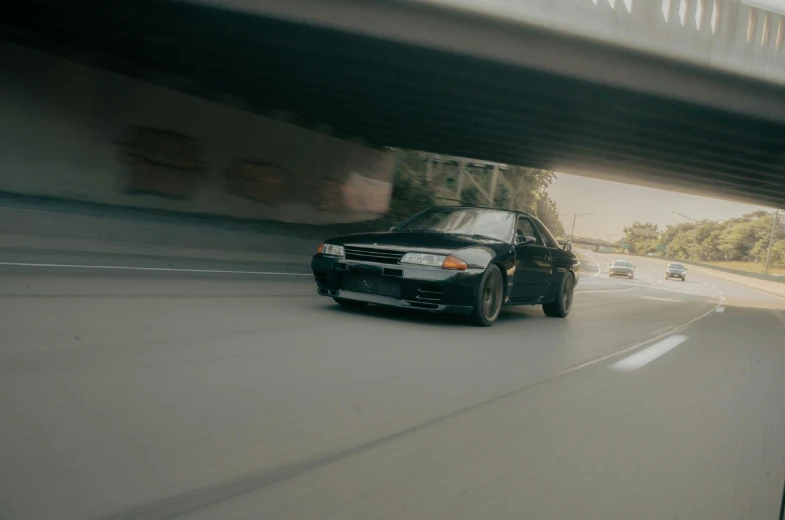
(344, 246, 405, 265)
(343, 273, 401, 299)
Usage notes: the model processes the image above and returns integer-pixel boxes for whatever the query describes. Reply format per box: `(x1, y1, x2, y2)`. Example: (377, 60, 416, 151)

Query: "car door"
(532, 217, 570, 297)
(511, 216, 553, 302)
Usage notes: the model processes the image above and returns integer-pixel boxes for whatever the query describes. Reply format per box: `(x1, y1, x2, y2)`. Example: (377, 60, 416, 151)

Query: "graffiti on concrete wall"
(121, 127, 204, 199)
(226, 161, 289, 205)
(119, 127, 394, 216)
(338, 173, 393, 213)
(227, 162, 393, 214)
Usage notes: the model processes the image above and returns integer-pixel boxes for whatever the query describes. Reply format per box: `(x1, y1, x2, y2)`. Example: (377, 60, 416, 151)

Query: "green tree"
(621, 222, 659, 255)
(536, 193, 565, 237)
(770, 239, 785, 268)
(623, 210, 784, 266)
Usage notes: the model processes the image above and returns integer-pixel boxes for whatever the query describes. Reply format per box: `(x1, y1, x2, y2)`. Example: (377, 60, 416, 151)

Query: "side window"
(516, 217, 542, 245)
(533, 219, 559, 249)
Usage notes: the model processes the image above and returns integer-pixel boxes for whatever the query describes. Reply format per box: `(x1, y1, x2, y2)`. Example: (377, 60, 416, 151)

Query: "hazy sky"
(548, 172, 770, 240)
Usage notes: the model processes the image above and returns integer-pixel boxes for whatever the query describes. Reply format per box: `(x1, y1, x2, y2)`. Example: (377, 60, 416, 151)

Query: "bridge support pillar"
(717, 0, 741, 42)
(455, 160, 465, 202)
(488, 164, 499, 206)
(685, 0, 700, 31)
(631, 0, 664, 25)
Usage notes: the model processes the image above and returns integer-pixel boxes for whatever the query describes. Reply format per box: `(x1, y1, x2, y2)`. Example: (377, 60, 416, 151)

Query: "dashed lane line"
(608, 335, 689, 372)
(0, 261, 313, 276)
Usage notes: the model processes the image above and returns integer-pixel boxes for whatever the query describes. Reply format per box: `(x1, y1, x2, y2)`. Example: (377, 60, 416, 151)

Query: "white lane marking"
(554, 297, 720, 377)
(650, 324, 677, 336)
(721, 297, 726, 301)
(745, 286, 785, 301)
(640, 295, 683, 303)
(646, 285, 696, 295)
(576, 287, 639, 294)
(592, 251, 615, 263)
(577, 250, 602, 278)
(697, 272, 785, 302)
(712, 286, 717, 289)
(715, 306, 726, 313)
(0, 261, 313, 276)
(609, 335, 688, 372)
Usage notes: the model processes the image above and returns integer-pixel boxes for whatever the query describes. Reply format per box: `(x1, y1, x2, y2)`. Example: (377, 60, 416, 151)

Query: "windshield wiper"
(404, 228, 447, 233)
(453, 233, 505, 243)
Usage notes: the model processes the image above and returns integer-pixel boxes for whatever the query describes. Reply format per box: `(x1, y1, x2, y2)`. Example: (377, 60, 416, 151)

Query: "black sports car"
(311, 206, 581, 326)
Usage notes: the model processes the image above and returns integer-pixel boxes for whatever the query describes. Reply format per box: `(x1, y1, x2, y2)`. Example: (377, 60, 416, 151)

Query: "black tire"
(543, 272, 575, 318)
(471, 264, 504, 327)
(629, 274, 634, 280)
(334, 298, 368, 309)
(681, 277, 686, 282)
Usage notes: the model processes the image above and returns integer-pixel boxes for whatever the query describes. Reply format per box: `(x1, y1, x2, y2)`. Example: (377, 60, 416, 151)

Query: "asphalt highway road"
(1, 249, 784, 519)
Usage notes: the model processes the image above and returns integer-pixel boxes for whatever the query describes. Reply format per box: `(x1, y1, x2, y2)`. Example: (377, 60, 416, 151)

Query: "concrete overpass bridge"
(2, 0, 785, 220)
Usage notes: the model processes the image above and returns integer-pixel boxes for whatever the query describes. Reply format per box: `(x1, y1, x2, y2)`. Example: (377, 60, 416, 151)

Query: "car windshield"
(396, 207, 515, 242)
(669, 264, 685, 269)
(613, 261, 632, 267)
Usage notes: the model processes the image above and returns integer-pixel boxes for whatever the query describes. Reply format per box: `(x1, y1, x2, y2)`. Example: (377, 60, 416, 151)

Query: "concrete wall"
(0, 42, 395, 224)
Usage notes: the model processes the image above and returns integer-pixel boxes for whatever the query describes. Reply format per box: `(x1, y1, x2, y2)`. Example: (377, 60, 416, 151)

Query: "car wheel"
(472, 264, 504, 327)
(543, 272, 575, 318)
(629, 274, 634, 280)
(334, 298, 368, 309)
(681, 277, 686, 282)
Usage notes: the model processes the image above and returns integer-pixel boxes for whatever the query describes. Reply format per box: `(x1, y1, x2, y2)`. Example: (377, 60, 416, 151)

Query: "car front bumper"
(609, 270, 633, 277)
(666, 272, 685, 278)
(311, 254, 483, 314)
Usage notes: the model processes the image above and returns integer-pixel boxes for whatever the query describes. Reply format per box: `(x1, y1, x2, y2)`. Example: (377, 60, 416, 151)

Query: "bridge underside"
(3, 0, 785, 209)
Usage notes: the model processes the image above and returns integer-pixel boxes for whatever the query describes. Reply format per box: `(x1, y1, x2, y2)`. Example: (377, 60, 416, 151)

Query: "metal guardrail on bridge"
(414, 0, 785, 85)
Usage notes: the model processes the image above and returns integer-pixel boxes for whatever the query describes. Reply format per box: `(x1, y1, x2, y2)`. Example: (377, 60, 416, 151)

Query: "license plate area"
(343, 267, 401, 299)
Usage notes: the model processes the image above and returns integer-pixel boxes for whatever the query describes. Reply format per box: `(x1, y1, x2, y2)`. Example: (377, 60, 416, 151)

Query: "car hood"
(325, 231, 507, 253)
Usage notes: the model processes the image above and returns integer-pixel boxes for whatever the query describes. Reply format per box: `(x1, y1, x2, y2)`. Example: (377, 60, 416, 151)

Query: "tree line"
(620, 211, 785, 267)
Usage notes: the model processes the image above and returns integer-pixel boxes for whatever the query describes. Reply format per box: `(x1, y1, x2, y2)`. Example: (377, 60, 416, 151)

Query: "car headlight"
(318, 243, 345, 256)
(401, 253, 468, 270)
(401, 252, 446, 266)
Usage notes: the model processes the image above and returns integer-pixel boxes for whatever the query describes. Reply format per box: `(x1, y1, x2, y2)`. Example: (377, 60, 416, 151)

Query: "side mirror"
(389, 226, 396, 231)
(515, 235, 537, 246)
(564, 242, 573, 252)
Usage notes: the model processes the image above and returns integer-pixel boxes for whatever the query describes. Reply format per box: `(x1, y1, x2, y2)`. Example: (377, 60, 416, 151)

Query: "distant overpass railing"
(414, 0, 785, 84)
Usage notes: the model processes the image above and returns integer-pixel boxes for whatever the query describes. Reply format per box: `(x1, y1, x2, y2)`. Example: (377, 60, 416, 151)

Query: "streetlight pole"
(764, 209, 779, 275)
(571, 212, 594, 239)
(673, 212, 700, 261)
